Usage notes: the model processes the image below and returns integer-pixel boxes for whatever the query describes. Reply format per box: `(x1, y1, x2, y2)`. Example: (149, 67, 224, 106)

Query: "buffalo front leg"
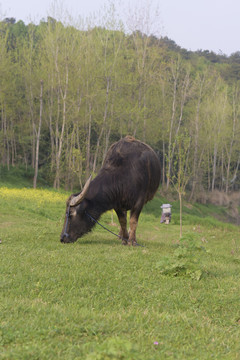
(115, 209, 129, 245)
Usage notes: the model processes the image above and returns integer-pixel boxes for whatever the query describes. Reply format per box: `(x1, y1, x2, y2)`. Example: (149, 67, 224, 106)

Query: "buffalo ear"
(77, 199, 88, 214)
(70, 175, 92, 207)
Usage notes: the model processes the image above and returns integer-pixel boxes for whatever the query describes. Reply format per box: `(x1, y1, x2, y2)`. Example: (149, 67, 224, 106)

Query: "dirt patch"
(212, 212, 240, 226)
(0, 222, 14, 228)
(196, 190, 240, 225)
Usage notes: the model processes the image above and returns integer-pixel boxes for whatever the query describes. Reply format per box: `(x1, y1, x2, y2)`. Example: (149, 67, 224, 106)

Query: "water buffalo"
(60, 136, 161, 245)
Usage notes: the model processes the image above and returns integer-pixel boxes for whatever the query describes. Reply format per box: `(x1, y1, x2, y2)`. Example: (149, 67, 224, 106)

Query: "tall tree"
(33, 80, 43, 188)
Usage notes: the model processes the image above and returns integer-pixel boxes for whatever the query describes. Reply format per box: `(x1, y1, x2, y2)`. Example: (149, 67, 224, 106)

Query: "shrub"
(155, 233, 208, 280)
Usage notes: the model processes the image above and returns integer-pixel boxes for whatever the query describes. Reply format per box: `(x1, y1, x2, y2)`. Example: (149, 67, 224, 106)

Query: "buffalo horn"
(70, 175, 92, 207)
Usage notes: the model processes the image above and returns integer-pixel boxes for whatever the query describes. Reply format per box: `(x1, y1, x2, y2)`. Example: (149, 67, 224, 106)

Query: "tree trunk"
(85, 102, 92, 180)
(225, 88, 238, 193)
(211, 145, 218, 191)
(33, 80, 43, 189)
(179, 192, 182, 239)
(162, 140, 165, 186)
(48, 76, 55, 172)
(54, 95, 66, 189)
(92, 77, 110, 174)
(189, 74, 205, 200)
(54, 62, 69, 189)
(167, 58, 179, 188)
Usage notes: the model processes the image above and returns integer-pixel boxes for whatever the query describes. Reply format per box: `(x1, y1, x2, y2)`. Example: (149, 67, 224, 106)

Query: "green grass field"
(1, 181, 240, 359)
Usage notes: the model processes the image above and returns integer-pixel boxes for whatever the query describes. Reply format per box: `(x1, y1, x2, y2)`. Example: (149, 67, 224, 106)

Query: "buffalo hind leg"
(115, 209, 129, 245)
(128, 209, 141, 246)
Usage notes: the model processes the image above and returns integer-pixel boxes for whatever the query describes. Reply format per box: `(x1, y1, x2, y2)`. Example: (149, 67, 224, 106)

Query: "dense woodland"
(1, 13, 240, 197)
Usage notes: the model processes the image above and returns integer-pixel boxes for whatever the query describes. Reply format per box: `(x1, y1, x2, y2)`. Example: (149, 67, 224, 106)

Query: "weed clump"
(156, 234, 208, 280)
(85, 337, 142, 360)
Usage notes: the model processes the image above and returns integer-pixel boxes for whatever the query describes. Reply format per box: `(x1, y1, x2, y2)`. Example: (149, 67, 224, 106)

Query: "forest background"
(1, 4, 240, 199)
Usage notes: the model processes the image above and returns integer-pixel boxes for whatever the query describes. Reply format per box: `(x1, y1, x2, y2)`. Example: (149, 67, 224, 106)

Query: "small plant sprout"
(168, 131, 191, 238)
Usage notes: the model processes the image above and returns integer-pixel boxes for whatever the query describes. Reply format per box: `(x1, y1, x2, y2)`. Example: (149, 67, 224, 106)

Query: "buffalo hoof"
(128, 240, 137, 246)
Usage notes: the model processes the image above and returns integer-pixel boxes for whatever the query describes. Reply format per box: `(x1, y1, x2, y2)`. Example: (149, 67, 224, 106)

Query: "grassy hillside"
(0, 165, 49, 188)
(0, 182, 240, 359)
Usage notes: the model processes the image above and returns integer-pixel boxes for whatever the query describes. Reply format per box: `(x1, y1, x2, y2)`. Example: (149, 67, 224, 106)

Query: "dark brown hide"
(60, 136, 161, 245)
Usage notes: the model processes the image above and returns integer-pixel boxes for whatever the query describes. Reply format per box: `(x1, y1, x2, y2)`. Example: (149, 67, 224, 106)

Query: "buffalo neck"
(85, 174, 114, 219)
(85, 199, 110, 224)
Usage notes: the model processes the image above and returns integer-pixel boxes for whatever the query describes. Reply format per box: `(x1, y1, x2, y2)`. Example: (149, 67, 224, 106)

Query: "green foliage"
(156, 234, 208, 280)
(1, 11, 240, 191)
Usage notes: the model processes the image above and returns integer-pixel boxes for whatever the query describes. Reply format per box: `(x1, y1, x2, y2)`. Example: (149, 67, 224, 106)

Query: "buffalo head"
(60, 176, 92, 243)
